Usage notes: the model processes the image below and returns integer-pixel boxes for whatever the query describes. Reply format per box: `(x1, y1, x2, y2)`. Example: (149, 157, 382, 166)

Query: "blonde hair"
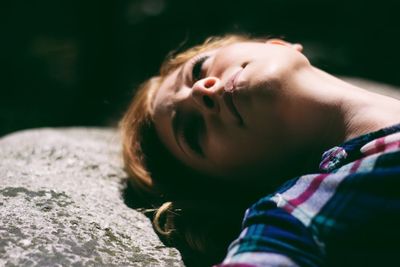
(120, 34, 269, 264)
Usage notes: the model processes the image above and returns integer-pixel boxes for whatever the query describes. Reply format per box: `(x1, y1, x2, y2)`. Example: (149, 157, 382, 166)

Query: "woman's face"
(151, 40, 312, 180)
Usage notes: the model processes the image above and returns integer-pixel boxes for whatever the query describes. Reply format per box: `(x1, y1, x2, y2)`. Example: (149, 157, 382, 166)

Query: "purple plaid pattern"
(217, 123, 400, 267)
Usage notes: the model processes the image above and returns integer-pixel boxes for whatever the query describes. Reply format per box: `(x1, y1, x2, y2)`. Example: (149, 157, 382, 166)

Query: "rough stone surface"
(0, 128, 184, 267)
(1, 78, 398, 267)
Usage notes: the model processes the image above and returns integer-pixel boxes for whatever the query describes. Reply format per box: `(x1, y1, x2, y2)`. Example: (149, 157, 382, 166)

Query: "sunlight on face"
(151, 40, 311, 180)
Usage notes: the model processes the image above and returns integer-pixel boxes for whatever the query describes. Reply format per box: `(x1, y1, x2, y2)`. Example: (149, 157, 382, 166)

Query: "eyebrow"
(174, 64, 186, 93)
(171, 108, 186, 155)
(170, 62, 188, 154)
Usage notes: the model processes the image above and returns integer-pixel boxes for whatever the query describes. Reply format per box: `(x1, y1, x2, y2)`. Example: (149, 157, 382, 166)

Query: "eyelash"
(180, 113, 205, 156)
(191, 55, 209, 83)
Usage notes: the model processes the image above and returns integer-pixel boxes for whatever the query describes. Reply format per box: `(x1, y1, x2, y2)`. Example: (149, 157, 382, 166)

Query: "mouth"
(225, 69, 243, 92)
(223, 92, 243, 126)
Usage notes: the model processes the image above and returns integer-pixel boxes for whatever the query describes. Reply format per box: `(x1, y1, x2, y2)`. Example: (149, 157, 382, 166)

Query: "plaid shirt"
(217, 123, 400, 267)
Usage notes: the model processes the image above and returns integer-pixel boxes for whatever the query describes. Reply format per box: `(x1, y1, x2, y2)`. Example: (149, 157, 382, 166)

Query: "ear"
(266, 39, 303, 52)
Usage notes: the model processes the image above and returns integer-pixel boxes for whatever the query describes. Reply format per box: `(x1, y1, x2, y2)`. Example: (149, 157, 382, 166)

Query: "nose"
(191, 77, 222, 114)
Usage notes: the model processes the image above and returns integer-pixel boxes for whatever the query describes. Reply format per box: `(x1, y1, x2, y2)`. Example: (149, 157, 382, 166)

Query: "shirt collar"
(319, 123, 400, 172)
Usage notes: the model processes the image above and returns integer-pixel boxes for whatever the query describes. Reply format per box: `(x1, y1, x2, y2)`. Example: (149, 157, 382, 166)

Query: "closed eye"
(191, 55, 209, 83)
(179, 112, 205, 157)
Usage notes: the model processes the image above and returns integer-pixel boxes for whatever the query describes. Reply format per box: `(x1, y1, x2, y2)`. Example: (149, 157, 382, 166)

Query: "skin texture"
(151, 40, 400, 184)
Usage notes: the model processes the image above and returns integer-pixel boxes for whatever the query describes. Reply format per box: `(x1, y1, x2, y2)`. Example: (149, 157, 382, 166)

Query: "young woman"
(120, 34, 400, 266)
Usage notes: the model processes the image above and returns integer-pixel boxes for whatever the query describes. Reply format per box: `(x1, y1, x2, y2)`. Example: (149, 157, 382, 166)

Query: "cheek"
(206, 131, 234, 163)
(206, 130, 273, 173)
(252, 47, 309, 84)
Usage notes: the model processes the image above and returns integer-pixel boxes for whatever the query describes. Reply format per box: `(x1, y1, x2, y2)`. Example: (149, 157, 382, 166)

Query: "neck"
(276, 65, 400, 176)
(298, 66, 400, 143)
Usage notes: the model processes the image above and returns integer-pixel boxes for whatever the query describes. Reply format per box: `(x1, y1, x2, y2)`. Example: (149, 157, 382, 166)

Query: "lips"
(223, 69, 244, 125)
(225, 69, 243, 92)
(223, 92, 243, 125)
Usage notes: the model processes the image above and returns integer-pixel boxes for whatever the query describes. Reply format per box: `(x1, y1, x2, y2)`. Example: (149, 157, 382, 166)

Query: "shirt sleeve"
(216, 199, 324, 267)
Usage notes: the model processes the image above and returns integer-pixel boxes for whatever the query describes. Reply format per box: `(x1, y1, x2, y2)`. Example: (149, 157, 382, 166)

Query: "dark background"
(1, 0, 400, 137)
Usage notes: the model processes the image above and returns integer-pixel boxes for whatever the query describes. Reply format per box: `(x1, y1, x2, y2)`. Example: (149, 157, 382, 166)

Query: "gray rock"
(0, 128, 184, 267)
